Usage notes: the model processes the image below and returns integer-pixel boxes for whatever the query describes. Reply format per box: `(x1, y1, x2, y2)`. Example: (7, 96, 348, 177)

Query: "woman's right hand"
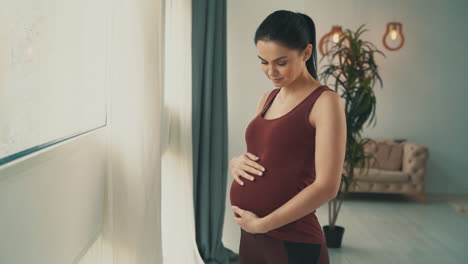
(229, 152, 266, 186)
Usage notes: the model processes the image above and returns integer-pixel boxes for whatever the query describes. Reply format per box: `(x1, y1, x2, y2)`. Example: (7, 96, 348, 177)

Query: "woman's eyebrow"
(257, 55, 288, 62)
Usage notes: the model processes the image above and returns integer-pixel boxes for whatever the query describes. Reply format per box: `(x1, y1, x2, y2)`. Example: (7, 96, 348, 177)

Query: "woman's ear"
(303, 43, 312, 61)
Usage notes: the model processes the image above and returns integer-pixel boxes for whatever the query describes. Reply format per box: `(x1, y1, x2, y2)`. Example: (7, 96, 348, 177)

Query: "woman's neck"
(279, 71, 322, 101)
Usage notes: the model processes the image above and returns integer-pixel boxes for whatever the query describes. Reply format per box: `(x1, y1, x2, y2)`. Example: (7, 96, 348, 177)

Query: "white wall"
(224, 0, 468, 252)
(0, 0, 163, 262)
(0, 129, 107, 263)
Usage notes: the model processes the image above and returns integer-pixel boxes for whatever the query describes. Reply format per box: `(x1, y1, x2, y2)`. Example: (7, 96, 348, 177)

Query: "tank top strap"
(297, 85, 335, 123)
(260, 88, 281, 117)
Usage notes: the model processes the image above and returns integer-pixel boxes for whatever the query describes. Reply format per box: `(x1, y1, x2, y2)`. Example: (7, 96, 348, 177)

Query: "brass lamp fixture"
(382, 22, 405, 51)
(319, 25, 343, 56)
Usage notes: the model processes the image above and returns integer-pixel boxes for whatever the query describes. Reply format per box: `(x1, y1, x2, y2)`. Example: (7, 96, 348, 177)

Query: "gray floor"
(223, 192, 468, 264)
(315, 193, 468, 264)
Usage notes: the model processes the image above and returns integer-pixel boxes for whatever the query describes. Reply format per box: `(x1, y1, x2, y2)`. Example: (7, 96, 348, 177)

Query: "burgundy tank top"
(229, 85, 335, 243)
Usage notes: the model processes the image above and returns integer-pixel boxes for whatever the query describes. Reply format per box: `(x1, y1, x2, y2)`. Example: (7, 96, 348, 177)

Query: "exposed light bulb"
(332, 33, 340, 43)
(390, 29, 398, 40)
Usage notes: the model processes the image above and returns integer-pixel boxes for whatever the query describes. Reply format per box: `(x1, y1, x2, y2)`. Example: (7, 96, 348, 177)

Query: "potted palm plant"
(319, 24, 385, 248)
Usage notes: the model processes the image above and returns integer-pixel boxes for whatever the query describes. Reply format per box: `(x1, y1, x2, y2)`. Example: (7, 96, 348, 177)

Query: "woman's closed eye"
(261, 61, 288, 66)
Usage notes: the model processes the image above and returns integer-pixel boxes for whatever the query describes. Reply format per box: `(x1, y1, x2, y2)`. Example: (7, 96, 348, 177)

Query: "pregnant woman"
(229, 10, 347, 264)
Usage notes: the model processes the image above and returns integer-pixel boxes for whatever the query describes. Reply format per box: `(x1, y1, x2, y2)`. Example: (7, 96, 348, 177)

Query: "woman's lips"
(272, 78, 283, 82)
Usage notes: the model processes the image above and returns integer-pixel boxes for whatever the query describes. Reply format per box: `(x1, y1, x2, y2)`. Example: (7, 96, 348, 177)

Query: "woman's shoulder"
(313, 86, 343, 116)
(319, 84, 336, 93)
(308, 85, 344, 128)
(316, 85, 340, 106)
(314, 85, 338, 104)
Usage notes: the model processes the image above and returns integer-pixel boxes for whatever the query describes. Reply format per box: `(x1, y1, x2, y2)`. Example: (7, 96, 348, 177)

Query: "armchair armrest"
(401, 141, 429, 185)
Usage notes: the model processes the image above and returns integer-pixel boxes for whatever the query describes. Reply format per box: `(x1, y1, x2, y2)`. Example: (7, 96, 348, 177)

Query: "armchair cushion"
(353, 167, 409, 182)
(365, 140, 404, 171)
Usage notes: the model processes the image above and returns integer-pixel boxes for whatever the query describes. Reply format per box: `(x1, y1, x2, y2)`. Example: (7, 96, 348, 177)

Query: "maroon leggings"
(239, 229, 330, 264)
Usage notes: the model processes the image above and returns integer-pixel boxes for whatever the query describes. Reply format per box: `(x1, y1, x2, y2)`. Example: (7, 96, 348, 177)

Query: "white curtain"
(97, 0, 166, 262)
(161, 0, 205, 263)
(79, 0, 165, 263)
(78, 0, 203, 263)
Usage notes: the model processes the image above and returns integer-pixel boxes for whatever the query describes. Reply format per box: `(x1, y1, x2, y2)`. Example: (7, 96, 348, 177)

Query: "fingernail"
(262, 168, 265, 171)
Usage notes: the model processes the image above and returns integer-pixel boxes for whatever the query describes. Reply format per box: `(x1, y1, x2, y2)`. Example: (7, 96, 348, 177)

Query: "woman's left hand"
(231, 205, 269, 234)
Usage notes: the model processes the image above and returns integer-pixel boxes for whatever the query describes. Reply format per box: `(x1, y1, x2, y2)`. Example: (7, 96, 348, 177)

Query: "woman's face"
(256, 40, 311, 87)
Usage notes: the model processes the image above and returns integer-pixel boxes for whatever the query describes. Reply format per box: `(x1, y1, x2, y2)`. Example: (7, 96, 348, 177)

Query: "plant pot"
(322, 225, 345, 248)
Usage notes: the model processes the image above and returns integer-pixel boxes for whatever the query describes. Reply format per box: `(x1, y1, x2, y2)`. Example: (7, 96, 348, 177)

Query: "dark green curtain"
(192, 0, 239, 263)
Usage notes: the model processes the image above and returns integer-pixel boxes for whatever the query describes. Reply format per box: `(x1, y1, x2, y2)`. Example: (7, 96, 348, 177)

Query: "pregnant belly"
(229, 168, 298, 218)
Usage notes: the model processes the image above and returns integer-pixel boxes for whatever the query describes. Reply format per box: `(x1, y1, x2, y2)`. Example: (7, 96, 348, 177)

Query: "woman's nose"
(267, 66, 278, 76)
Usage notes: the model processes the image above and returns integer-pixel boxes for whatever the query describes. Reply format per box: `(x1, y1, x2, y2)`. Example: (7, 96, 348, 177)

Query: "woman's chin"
(272, 78, 283, 84)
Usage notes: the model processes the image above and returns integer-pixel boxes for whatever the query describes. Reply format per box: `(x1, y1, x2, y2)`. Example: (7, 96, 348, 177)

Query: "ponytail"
(298, 13, 318, 80)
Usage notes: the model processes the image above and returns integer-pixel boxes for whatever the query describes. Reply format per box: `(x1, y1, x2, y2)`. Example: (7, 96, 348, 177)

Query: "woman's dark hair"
(254, 10, 318, 80)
